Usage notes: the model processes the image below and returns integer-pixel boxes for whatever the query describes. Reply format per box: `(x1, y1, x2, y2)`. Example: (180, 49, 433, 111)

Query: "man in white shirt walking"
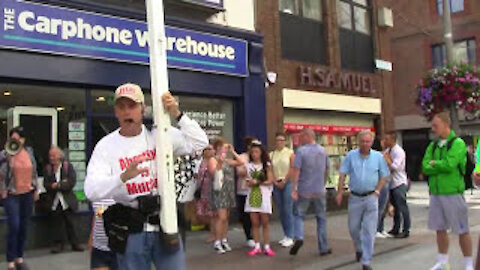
(85, 83, 208, 270)
(383, 132, 411, 239)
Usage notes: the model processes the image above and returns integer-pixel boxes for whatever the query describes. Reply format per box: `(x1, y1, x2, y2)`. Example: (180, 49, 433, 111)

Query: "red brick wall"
(390, 0, 480, 121)
(256, 0, 395, 148)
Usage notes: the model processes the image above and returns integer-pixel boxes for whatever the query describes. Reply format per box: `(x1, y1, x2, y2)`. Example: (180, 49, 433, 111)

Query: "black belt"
(146, 214, 160, 225)
(351, 191, 375, 197)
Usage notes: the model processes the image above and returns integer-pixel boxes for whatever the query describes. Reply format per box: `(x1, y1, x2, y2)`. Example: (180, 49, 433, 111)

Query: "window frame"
(431, 38, 477, 68)
(279, 0, 323, 22)
(436, 0, 465, 15)
(337, 0, 372, 36)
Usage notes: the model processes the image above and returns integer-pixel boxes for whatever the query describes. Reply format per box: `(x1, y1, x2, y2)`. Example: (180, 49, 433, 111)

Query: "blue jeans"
(4, 191, 33, 262)
(273, 180, 294, 239)
(348, 194, 378, 266)
(117, 232, 186, 270)
(377, 185, 390, 233)
(293, 196, 329, 253)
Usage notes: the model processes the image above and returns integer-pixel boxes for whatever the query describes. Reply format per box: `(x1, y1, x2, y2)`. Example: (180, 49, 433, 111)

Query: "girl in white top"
(244, 140, 275, 257)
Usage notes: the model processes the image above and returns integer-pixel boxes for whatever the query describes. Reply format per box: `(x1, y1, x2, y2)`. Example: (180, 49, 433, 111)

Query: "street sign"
(375, 59, 393, 71)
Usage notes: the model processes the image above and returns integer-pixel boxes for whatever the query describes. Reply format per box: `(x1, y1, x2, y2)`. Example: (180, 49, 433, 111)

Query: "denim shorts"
(91, 248, 118, 270)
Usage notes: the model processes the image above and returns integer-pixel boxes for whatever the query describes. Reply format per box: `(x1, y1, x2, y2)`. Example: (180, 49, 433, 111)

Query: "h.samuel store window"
(0, 83, 87, 215)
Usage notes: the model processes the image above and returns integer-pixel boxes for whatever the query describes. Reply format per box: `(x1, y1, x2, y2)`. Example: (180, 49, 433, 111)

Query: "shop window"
(0, 83, 87, 215)
(436, 0, 464, 15)
(431, 39, 476, 68)
(279, 0, 323, 21)
(90, 91, 234, 144)
(337, 0, 374, 73)
(279, 0, 327, 64)
(177, 96, 234, 144)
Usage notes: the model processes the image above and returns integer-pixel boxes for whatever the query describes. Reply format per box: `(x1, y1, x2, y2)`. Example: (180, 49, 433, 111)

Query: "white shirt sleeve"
(170, 115, 209, 156)
(390, 146, 406, 172)
(84, 140, 123, 202)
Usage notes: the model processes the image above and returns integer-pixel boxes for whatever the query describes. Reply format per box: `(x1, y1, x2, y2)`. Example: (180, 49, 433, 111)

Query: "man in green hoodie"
(422, 112, 473, 270)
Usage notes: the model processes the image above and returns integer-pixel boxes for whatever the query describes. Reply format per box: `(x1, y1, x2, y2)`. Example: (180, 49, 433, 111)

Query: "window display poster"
(180, 96, 233, 143)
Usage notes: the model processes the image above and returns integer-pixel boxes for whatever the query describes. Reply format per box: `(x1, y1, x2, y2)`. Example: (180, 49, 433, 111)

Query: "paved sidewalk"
(0, 211, 421, 270)
(1, 182, 479, 269)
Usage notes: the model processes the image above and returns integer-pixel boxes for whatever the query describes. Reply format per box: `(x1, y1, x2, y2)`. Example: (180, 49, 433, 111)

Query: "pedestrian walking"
(208, 138, 243, 254)
(376, 139, 390, 239)
(235, 136, 255, 248)
(289, 129, 331, 256)
(44, 146, 84, 253)
(195, 145, 216, 243)
(383, 132, 411, 239)
(336, 130, 390, 270)
(0, 126, 39, 270)
(270, 132, 295, 248)
(422, 112, 473, 270)
(84, 83, 208, 270)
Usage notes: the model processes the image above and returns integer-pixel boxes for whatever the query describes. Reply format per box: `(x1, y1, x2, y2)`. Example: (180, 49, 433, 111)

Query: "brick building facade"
(255, 0, 395, 188)
(390, 0, 480, 181)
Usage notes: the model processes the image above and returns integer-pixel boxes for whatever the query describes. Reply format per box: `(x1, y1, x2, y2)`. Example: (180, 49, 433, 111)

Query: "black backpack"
(431, 137, 474, 190)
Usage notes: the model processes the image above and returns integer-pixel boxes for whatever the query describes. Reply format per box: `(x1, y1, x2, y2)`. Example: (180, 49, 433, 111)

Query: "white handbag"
(213, 170, 224, 191)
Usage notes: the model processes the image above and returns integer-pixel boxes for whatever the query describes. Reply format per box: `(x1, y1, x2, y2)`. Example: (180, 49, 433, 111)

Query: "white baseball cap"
(114, 83, 145, 104)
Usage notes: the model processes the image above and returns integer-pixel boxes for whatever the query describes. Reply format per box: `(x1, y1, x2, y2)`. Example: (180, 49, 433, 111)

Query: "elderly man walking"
(336, 130, 390, 270)
(422, 112, 473, 270)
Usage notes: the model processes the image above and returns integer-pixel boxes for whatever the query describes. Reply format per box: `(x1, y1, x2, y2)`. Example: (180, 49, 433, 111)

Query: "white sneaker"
(281, 238, 294, 247)
(214, 242, 226, 254)
(247, 239, 256, 248)
(221, 241, 232, 252)
(278, 237, 288, 245)
(430, 262, 450, 270)
(375, 232, 387, 239)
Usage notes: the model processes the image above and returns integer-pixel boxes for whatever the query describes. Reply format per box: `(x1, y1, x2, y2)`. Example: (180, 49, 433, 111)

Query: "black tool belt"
(350, 190, 375, 197)
(102, 195, 161, 254)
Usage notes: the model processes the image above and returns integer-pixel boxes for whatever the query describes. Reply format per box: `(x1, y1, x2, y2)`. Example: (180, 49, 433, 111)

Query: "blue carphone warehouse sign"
(0, 0, 248, 76)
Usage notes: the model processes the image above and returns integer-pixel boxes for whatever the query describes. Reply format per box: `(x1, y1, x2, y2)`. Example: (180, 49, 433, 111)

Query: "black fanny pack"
(102, 195, 161, 254)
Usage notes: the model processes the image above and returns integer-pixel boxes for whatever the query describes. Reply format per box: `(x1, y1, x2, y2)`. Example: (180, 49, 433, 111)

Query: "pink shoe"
(247, 247, 262, 257)
(264, 247, 276, 257)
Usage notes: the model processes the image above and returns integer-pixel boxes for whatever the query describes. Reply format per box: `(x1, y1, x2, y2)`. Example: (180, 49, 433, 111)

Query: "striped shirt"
(92, 199, 115, 251)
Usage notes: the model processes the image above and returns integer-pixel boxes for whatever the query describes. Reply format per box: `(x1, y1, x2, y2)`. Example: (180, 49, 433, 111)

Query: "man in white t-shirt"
(85, 83, 208, 270)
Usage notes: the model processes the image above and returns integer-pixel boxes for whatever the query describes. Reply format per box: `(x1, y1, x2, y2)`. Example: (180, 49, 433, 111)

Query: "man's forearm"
(337, 175, 345, 193)
(375, 177, 387, 192)
(291, 169, 299, 191)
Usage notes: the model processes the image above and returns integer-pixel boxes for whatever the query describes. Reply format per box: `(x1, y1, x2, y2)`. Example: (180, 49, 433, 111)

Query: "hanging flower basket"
(416, 63, 480, 120)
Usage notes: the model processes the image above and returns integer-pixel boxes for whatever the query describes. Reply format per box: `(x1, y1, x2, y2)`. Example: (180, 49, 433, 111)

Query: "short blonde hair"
(434, 112, 451, 126)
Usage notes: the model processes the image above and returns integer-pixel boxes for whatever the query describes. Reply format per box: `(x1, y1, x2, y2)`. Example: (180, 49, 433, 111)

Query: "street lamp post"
(442, 0, 461, 133)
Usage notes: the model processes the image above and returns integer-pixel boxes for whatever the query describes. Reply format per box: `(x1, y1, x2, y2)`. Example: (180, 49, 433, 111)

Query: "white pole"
(145, 0, 178, 234)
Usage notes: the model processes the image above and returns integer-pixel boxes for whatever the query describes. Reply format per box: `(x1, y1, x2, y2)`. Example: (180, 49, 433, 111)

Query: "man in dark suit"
(43, 146, 84, 253)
